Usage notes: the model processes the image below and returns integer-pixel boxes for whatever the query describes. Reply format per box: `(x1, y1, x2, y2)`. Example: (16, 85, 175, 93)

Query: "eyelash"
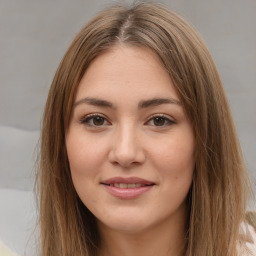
(80, 113, 110, 127)
(80, 114, 175, 128)
(145, 114, 175, 127)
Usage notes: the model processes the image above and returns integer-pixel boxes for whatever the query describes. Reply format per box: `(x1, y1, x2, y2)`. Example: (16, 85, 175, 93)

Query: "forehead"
(75, 45, 178, 102)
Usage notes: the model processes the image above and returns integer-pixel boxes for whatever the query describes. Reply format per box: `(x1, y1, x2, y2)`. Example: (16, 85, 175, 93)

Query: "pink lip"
(100, 176, 155, 199)
(101, 176, 154, 185)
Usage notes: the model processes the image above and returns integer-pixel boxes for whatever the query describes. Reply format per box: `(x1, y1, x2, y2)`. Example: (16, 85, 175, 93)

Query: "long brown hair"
(37, 2, 251, 255)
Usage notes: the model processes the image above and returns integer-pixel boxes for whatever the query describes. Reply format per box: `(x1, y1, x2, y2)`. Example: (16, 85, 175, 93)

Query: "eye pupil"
(153, 117, 165, 126)
(93, 116, 104, 126)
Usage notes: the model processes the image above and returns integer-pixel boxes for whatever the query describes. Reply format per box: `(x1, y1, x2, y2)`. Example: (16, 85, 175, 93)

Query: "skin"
(66, 45, 195, 256)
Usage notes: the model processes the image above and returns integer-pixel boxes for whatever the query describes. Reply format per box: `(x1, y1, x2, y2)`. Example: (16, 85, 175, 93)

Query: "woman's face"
(66, 46, 195, 234)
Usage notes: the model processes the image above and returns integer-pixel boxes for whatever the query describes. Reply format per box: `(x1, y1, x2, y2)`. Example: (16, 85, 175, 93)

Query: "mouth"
(101, 176, 155, 187)
(100, 177, 155, 199)
(104, 183, 153, 188)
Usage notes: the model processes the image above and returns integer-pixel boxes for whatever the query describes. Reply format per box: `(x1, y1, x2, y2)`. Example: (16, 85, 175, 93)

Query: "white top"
(0, 241, 18, 256)
(238, 222, 256, 255)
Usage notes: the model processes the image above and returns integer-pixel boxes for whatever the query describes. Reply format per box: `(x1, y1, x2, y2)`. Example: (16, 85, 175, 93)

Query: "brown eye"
(92, 116, 105, 126)
(153, 117, 166, 126)
(80, 114, 109, 127)
(146, 115, 175, 127)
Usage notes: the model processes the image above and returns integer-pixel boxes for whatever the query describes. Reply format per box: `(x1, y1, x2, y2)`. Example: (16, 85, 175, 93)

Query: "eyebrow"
(74, 97, 114, 108)
(138, 98, 181, 109)
(74, 97, 181, 109)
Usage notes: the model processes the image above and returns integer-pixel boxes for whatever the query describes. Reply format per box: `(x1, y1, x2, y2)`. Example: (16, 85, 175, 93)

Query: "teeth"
(120, 183, 127, 189)
(112, 183, 145, 188)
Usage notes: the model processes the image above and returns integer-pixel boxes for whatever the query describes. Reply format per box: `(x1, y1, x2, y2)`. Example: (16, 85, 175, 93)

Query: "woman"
(37, 2, 255, 256)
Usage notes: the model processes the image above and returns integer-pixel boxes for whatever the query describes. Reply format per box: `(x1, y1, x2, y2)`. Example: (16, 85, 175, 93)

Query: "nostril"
(108, 136, 146, 167)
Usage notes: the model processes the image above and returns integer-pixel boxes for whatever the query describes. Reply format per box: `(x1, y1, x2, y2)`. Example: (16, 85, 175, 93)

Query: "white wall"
(0, 0, 255, 255)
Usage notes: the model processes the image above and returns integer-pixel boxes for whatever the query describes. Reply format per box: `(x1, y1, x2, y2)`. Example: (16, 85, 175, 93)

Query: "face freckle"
(66, 45, 195, 235)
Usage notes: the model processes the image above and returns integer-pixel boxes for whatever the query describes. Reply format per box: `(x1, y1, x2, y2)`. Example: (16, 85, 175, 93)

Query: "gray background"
(0, 0, 255, 255)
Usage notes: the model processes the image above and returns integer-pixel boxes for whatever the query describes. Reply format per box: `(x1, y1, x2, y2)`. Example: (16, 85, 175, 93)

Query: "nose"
(108, 124, 146, 168)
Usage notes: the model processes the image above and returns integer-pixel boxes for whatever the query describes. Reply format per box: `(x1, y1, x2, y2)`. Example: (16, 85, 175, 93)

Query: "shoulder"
(238, 212, 256, 256)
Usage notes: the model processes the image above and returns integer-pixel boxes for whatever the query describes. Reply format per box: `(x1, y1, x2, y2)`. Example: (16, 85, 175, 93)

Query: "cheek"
(147, 128, 195, 196)
(66, 134, 108, 179)
(153, 135, 194, 207)
(65, 134, 107, 207)
(151, 136, 195, 173)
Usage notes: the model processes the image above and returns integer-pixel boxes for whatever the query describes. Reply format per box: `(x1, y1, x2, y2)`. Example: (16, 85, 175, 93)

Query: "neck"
(97, 209, 187, 256)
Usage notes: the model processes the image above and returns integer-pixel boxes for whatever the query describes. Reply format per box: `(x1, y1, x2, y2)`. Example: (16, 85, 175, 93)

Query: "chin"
(98, 214, 151, 234)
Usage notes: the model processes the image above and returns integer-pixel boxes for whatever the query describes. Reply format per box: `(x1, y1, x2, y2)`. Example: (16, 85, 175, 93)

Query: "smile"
(108, 183, 151, 188)
(101, 177, 155, 199)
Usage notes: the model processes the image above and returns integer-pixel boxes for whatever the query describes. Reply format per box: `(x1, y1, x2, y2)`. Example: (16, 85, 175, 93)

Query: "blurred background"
(0, 0, 255, 255)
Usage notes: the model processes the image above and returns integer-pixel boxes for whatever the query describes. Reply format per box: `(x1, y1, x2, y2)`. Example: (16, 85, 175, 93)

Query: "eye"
(80, 114, 110, 127)
(146, 115, 175, 127)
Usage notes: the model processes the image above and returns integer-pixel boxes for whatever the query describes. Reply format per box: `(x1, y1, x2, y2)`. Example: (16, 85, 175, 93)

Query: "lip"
(100, 176, 155, 199)
(101, 176, 154, 185)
